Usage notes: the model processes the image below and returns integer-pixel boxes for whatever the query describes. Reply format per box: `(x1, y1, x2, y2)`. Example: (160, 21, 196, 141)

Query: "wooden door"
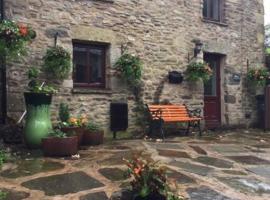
(204, 54, 221, 129)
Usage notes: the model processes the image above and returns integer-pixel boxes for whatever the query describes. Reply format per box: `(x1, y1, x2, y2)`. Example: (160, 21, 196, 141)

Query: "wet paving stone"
(189, 146, 207, 155)
(0, 188, 30, 200)
(187, 186, 236, 200)
(104, 145, 131, 150)
(148, 142, 183, 149)
(227, 156, 270, 165)
(221, 170, 248, 176)
(98, 168, 126, 181)
(157, 149, 191, 158)
(251, 144, 270, 149)
(166, 169, 195, 184)
(21, 171, 104, 196)
(248, 166, 270, 179)
(212, 145, 246, 154)
(0, 159, 64, 178)
(80, 192, 109, 200)
(193, 156, 233, 168)
(217, 177, 270, 194)
(170, 161, 213, 176)
(244, 146, 266, 153)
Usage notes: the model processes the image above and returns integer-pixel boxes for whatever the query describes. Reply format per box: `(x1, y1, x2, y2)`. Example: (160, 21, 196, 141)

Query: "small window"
(73, 41, 107, 88)
(203, 0, 224, 22)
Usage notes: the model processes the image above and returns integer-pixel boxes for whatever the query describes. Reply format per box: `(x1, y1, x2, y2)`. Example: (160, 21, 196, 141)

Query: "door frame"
(203, 52, 224, 129)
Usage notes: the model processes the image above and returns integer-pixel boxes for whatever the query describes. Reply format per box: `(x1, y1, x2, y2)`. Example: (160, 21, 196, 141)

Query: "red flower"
(19, 24, 28, 37)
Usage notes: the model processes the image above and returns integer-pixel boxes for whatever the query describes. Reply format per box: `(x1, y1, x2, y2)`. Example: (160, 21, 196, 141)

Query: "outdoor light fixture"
(193, 40, 203, 57)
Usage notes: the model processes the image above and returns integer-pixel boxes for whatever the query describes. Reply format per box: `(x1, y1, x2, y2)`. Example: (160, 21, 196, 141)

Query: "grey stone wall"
(5, 0, 265, 134)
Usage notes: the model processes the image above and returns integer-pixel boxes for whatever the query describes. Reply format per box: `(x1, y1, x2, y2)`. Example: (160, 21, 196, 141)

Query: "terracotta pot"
(82, 130, 104, 145)
(60, 127, 84, 146)
(42, 136, 78, 157)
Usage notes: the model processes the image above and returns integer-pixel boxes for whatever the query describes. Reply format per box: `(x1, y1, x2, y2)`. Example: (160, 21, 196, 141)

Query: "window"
(203, 0, 224, 22)
(73, 41, 107, 88)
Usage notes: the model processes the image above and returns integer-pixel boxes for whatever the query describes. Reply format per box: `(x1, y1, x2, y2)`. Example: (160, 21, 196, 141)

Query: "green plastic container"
(24, 92, 53, 148)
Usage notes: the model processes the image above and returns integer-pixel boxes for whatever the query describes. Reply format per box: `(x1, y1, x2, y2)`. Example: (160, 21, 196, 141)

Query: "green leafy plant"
(185, 62, 212, 82)
(0, 20, 35, 60)
(247, 67, 269, 87)
(124, 156, 182, 200)
(86, 122, 101, 132)
(0, 150, 7, 169)
(59, 103, 70, 123)
(49, 129, 68, 138)
(114, 53, 142, 87)
(43, 46, 71, 80)
(0, 190, 7, 200)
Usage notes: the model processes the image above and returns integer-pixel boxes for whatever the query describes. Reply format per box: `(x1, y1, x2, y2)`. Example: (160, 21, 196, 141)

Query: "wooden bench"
(146, 104, 202, 138)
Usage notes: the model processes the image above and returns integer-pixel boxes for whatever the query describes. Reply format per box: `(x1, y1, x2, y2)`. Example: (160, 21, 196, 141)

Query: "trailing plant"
(43, 45, 71, 80)
(86, 122, 102, 132)
(185, 61, 212, 82)
(59, 103, 70, 123)
(27, 67, 57, 94)
(0, 20, 36, 60)
(0, 150, 7, 169)
(247, 67, 269, 87)
(49, 129, 67, 138)
(124, 156, 182, 200)
(0, 190, 7, 200)
(114, 53, 142, 88)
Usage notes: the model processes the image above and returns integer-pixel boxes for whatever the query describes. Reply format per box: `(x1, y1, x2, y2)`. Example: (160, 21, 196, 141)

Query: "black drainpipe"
(0, 0, 7, 124)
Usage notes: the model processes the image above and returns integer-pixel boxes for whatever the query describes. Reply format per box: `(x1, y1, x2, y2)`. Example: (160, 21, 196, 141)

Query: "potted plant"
(24, 67, 56, 148)
(124, 157, 182, 200)
(59, 115, 88, 146)
(43, 45, 71, 80)
(42, 129, 78, 157)
(0, 20, 36, 60)
(82, 122, 104, 145)
(185, 61, 212, 82)
(247, 67, 269, 95)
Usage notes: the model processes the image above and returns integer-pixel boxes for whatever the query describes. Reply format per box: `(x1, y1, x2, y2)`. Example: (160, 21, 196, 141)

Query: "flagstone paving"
(1, 129, 270, 199)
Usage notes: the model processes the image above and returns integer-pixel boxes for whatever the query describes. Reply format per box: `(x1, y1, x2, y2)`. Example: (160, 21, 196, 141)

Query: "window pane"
(204, 61, 217, 96)
(213, 0, 220, 20)
(203, 0, 208, 18)
(74, 47, 88, 83)
(89, 48, 104, 84)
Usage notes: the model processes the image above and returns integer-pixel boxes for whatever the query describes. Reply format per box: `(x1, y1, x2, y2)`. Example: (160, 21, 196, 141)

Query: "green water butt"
(23, 93, 53, 149)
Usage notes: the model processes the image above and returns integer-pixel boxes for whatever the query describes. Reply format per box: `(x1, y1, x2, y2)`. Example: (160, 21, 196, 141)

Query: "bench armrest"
(146, 104, 163, 120)
(187, 108, 202, 118)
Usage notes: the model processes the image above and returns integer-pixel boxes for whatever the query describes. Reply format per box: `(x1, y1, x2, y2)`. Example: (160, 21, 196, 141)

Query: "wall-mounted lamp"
(193, 39, 203, 58)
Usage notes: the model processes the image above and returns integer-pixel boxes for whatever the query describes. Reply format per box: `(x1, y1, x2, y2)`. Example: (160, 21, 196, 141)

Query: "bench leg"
(198, 120, 202, 136)
(186, 122, 191, 136)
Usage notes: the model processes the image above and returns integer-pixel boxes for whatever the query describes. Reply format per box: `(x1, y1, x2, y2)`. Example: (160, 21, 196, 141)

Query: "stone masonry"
(4, 0, 265, 135)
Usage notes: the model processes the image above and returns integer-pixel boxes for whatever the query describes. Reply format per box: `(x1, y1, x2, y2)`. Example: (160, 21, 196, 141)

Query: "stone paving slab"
(227, 156, 270, 165)
(248, 166, 270, 179)
(80, 192, 109, 200)
(21, 171, 104, 196)
(170, 161, 214, 176)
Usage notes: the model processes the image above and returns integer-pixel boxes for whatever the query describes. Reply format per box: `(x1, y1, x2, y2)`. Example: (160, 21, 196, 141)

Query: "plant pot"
(60, 127, 84, 145)
(23, 92, 52, 149)
(42, 136, 78, 157)
(82, 130, 104, 145)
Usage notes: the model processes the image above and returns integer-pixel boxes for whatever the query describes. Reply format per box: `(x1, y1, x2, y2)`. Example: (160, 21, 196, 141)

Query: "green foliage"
(43, 46, 71, 80)
(0, 191, 7, 200)
(86, 122, 101, 132)
(124, 156, 182, 200)
(28, 84, 56, 94)
(0, 150, 7, 169)
(247, 67, 269, 87)
(0, 20, 35, 60)
(59, 103, 70, 123)
(49, 129, 67, 138)
(114, 53, 142, 87)
(185, 62, 212, 82)
(27, 67, 40, 79)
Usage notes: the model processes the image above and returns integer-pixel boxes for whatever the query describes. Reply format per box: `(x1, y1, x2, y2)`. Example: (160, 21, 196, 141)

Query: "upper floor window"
(203, 0, 224, 22)
(73, 41, 107, 88)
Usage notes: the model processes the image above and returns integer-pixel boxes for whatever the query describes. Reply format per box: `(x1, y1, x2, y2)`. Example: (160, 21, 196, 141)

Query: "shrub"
(59, 103, 70, 123)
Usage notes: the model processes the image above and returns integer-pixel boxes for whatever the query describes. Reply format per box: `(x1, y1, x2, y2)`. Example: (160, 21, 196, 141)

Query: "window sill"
(72, 88, 112, 95)
(202, 18, 228, 27)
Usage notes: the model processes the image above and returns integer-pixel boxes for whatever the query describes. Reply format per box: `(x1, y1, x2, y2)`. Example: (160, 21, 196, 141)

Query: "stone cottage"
(1, 0, 265, 135)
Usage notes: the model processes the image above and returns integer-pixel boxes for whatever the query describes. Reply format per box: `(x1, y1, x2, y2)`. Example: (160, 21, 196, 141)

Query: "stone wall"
(4, 0, 265, 134)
